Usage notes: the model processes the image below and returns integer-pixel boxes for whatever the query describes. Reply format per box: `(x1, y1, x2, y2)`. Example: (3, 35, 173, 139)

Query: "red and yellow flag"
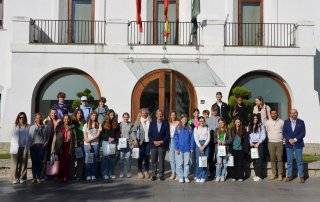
(163, 0, 170, 38)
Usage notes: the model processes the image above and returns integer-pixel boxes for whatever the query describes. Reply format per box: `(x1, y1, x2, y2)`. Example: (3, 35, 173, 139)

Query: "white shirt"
(265, 118, 284, 143)
(193, 126, 210, 148)
(290, 118, 297, 131)
(253, 104, 271, 125)
(170, 123, 178, 138)
(83, 123, 101, 145)
(141, 119, 150, 142)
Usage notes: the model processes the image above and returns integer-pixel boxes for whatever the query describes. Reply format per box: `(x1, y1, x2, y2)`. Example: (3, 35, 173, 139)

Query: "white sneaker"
(119, 173, 124, 178)
(86, 176, 91, 181)
(91, 176, 96, 181)
(199, 178, 205, 183)
(196, 178, 201, 183)
(220, 177, 225, 182)
(12, 179, 19, 184)
(179, 178, 184, 183)
(184, 178, 190, 183)
(20, 180, 26, 184)
(215, 177, 220, 182)
(231, 178, 236, 182)
(253, 176, 261, 182)
(111, 175, 116, 179)
(127, 173, 132, 178)
(103, 175, 109, 180)
(238, 179, 243, 182)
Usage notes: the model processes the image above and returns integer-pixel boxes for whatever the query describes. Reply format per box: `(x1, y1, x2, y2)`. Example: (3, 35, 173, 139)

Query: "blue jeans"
(286, 147, 304, 177)
(215, 155, 228, 178)
(195, 140, 209, 179)
(176, 151, 190, 179)
(119, 148, 132, 175)
(30, 144, 45, 179)
(169, 139, 176, 174)
(100, 141, 116, 177)
(84, 144, 99, 177)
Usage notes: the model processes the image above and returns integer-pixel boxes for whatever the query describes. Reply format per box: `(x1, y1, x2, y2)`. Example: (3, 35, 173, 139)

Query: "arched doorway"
(33, 69, 101, 116)
(230, 71, 292, 119)
(132, 69, 197, 120)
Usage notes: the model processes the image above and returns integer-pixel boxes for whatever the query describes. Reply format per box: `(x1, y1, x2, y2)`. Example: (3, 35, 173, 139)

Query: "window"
(0, 0, 3, 29)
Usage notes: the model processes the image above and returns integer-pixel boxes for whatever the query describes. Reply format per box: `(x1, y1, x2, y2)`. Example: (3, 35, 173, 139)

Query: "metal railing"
(29, 19, 106, 44)
(128, 21, 201, 46)
(224, 23, 297, 47)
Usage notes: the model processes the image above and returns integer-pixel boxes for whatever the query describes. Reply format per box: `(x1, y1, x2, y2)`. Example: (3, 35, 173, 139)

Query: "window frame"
(0, 0, 4, 29)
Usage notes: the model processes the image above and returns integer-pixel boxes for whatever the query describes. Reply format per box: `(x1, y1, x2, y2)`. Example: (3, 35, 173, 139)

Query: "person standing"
(174, 114, 194, 183)
(10, 112, 30, 184)
(72, 109, 85, 181)
(232, 96, 248, 126)
(29, 113, 48, 184)
(188, 108, 200, 129)
(265, 110, 284, 181)
(118, 112, 134, 178)
(52, 92, 69, 120)
(229, 118, 249, 182)
(249, 114, 266, 182)
(149, 109, 170, 181)
(214, 118, 232, 182)
(168, 111, 180, 180)
(95, 97, 109, 125)
(253, 96, 271, 125)
(194, 116, 210, 183)
(206, 106, 220, 179)
(83, 111, 101, 181)
(283, 109, 306, 183)
(132, 108, 152, 179)
(57, 115, 75, 182)
(80, 96, 93, 122)
(100, 109, 119, 180)
(211, 92, 230, 123)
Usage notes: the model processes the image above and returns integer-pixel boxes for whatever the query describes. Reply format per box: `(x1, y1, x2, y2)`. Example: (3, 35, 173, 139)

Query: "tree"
(228, 86, 254, 125)
(72, 88, 97, 111)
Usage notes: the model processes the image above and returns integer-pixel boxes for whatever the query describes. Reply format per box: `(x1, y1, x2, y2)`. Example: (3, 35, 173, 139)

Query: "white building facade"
(0, 0, 319, 143)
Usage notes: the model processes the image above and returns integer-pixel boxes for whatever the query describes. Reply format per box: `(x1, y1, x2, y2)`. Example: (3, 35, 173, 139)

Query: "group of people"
(9, 91, 306, 185)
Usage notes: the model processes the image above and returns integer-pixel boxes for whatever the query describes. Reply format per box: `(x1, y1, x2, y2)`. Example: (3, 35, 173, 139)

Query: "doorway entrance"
(132, 70, 197, 120)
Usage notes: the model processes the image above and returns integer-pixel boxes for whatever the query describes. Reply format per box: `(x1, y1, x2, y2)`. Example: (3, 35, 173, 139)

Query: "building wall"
(0, 0, 320, 143)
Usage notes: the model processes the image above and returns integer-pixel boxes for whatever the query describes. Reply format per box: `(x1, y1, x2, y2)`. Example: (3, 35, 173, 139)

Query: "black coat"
(212, 102, 230, 123)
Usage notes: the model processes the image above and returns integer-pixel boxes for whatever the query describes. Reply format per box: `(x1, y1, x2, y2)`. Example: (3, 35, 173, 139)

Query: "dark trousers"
(11, 147, 28, 181)
(207, 142, 215, 178)
(252, 144, 264, 178)
(138, 142, 150, 172)
(230, 150, 244, 180)
(150, 146, 166, 177)
(30, 144, 45, 179)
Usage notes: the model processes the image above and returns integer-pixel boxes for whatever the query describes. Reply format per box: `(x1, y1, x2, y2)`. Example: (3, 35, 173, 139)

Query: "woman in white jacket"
(10, 112, 30, 184)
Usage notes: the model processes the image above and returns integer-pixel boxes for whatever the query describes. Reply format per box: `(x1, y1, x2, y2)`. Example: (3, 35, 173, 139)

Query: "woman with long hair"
(10, 112, 29, 184)
(83, 111, 101, 181)
(100, 109, 119, 180)
(253, 96, 271, 125)
(248, 114, 266, 182)
(214, 118, 232, 182)
(229, 118, 249, 182)
(72, 108, 85, 180)
(168, 111, 180, 180)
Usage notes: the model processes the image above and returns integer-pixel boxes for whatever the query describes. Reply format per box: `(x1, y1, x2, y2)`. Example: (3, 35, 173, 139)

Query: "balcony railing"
(128, 21, 201, 46)
(224, 23, 297, 47)
(29, 19, 106, 44)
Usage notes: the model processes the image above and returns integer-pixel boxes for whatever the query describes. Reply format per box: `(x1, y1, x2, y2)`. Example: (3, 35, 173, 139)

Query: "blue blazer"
(283, 118, 306, 149)
(148, 120, 170, 149)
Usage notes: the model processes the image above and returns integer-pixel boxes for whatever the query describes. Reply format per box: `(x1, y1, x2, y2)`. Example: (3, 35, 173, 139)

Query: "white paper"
(118, 138, 127, 149)
(199, 156, 208, 168)
(250, 148, 260, 159)
(132, 147, 140, 159)
(227, 155, 234, 167)
(217, 145, 226, 157)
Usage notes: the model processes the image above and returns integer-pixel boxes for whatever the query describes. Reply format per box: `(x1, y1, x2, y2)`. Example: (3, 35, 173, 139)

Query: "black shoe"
(159, 176, 165, 181)
(151, 176, 157, 181)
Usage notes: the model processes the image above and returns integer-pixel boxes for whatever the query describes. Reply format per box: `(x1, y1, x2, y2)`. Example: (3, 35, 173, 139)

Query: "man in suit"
(211, 92, 230, 123)
(148, 109, 170, 181)
(283, 109, 306, 183)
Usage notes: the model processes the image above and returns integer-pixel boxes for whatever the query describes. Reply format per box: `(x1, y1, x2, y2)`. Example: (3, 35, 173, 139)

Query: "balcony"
(224, 23, 298, 47)
(29, 19, 106, 44)
(128, 21, 201, 46)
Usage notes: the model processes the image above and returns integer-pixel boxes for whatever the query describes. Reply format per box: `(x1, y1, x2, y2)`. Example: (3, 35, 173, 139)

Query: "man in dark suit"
(283, 109, 306, 183)
(211, 92, 230, 123)
(148, 109, 170, 181)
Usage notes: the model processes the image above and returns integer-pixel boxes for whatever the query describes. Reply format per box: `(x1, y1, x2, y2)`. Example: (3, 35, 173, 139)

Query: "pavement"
(0, 177, 320, 202)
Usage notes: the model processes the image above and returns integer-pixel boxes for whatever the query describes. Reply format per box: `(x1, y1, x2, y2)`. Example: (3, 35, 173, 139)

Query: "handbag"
(102, 141, 116, 156)
(227, 155, 234, 167)
(118, 138, 127, 149)
(199, 156, 208, 168)
(217, 145, 226, 157)
(46, 153, 60, 175)
(132, 147, 140, 159)
(250, 148, 260, 159)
